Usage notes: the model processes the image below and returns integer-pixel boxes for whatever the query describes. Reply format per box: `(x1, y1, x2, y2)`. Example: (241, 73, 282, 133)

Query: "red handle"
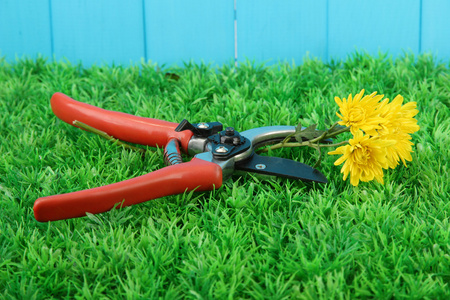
(34, 158, 222, 222)
(51, 93, 193, 151)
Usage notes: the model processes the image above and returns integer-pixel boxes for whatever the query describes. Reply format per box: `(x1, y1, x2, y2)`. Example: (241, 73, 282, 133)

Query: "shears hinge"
(208, 127, 251, 160)
(175, 119, 223, 138)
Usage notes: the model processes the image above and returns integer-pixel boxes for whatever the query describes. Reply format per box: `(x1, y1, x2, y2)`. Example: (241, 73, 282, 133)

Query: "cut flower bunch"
(263, 90, 420, 186)
(329, 90, 420, 186)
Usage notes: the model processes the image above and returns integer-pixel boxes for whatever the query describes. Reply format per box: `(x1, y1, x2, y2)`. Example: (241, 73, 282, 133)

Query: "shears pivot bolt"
(215, 146, 229, 153)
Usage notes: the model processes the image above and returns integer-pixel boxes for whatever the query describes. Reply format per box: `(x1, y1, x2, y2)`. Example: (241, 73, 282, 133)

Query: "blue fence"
(1, 0, 449, 66)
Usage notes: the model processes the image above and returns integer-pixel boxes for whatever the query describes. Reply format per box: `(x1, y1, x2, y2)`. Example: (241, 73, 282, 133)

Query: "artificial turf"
(0, 53, 449, 299)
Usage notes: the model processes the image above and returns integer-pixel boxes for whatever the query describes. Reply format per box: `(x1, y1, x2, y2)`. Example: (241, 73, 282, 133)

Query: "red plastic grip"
(34, 158, 222, 222)
(51, 93, 193, 151)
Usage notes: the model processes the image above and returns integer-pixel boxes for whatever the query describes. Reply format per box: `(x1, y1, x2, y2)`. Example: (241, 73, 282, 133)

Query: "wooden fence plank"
(145, 0, 234, 66)
(328, 0, 421, 60)
(421, 0, 450, 58)
(51, 0, 145, 66)
(2, 0, 450, 65)
(237, 0, 327, 64)
(0, 0, 52, 60)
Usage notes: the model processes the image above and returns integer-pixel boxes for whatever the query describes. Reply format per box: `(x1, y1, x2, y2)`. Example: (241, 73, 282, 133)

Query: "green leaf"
(294, 123, 326, 141)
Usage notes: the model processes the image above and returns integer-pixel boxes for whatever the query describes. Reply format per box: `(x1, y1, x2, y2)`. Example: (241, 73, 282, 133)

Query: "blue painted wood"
(145, 0, 234, 66)
(421, 0, 450, 58)
(0, 0, 52, 60)
(328, 0, 421, 60)
(1, 0, 450, 65)
(51, 0, 145, 66)
(237, 0, 328, 64)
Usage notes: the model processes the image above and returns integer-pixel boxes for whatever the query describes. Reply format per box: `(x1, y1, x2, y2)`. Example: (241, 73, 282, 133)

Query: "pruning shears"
(34, 93, 328, 222)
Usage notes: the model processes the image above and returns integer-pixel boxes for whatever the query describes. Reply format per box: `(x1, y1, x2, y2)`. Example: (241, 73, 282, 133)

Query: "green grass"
(0, 53, 449, 299)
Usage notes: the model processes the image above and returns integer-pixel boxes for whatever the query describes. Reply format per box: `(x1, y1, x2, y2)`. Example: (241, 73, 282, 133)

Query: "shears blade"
(235, 153, 328, 183)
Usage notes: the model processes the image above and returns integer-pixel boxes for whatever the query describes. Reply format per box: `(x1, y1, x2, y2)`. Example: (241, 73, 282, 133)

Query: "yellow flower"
(379, 132, 415, 168)
(335, 89, 385, 135)
(377, 95, 420, 136)
(328, 130, 394, 186)
(375, 95, 420, 168)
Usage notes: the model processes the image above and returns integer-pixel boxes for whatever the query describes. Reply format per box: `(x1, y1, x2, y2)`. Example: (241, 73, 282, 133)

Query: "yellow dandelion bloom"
(335, 89, 385, 135)
(380, 132, 415, 168)
(377, 95, 420, 136)
(328, 130, 394, 186)
(375, 94, 420, 167)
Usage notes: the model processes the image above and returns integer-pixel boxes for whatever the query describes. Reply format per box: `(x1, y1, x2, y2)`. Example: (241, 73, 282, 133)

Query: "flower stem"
(317, 140, 350, 148)
(257, 123, 350, 154)
(257, 141, 311, 153)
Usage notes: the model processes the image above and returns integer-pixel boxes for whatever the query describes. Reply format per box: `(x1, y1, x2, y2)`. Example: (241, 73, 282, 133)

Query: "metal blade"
(235, 154, 328, 183)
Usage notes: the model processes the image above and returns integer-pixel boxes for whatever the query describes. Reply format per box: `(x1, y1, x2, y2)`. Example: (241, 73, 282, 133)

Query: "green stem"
(257, 123, 350, 154)
(325, 125, 351, 139)
(257, 141, 311, 153)
(73, 120, 146, 154)
(328, 121, 340, 132)
(317, 140, 349, 148)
